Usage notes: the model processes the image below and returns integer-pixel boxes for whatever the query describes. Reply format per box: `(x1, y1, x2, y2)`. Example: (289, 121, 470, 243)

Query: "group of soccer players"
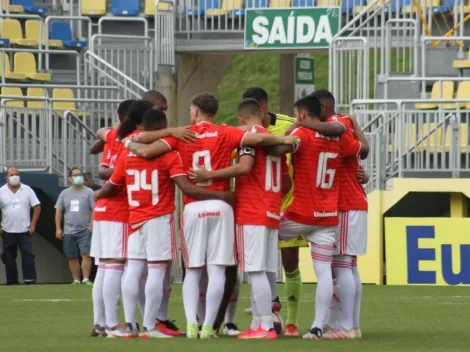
(88, 87, 369, 340)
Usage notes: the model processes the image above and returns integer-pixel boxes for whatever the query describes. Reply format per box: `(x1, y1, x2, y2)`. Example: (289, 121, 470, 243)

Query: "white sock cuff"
(148, 263, 168, 270)
(105, 263, 125, 271)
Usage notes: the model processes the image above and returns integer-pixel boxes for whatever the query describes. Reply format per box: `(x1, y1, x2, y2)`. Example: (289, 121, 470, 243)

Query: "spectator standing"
(55, 168, 95, 285)
(84, 172, 101, 191)
(0, 167, 41, 285)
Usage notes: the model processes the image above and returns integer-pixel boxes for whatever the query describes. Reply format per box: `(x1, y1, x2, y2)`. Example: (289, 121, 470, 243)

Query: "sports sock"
(224, 271, 241, 324)
(203, 265, 226, 327)
(325, 278, 341, 329)
(138, 268, 147, 317)
(266, 271, 278, 300)
(143, 263, 167, 330)
(182, 268, 203, 325)
(311, 259, 333, 330)
(122, 260, 146, 328)
(157, 263, 172, 321)
(249, 271, 273, 331)
(103, 263, 125, 328)
(92, 263, 105, 326)
(333, 262, 355, 331)
(352, 260, 362, 330)
(250, 288, 261, 330)
(284, 268, 302, 326)
(198, 267, 208, 324)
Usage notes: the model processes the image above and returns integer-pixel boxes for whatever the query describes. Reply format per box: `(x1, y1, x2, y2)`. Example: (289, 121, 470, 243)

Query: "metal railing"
(155, 0, 176, 71)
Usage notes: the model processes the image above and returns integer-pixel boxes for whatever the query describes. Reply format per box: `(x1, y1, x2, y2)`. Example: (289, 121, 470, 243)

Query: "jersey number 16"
(316, 152, 338, 189)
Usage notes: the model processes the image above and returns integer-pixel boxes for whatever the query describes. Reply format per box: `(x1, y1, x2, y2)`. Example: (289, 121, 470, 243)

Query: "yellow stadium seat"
(0, 19, 35, 46)
(0, 54, 26, 80)
(444, 124, 470, 153)
(2, 1, 24, 13)
(452, 49, 470, 70)
(419, 123, 444, 152)
(25, 20, 63, 49)
(402, 0, 440, 13)
(26, 88, 48, 108)
(442, 82, 470, 110)
(81, 0, 107, 15)
(52, 88, 77, 111)
(144, 0, 171, 15)
(354, 0, 385, 13)
(14, 53, 51, 81)
(270, 0, 292, 7)
(415, 81, 454, 110)
(318, 0, 340, 5)
(206, 0, 242, 16)
(1, 87, 25, 108)
(388, 124, 417, 153)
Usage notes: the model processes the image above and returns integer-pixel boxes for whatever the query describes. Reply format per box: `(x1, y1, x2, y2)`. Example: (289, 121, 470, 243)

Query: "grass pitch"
(1, 284, 468, 352)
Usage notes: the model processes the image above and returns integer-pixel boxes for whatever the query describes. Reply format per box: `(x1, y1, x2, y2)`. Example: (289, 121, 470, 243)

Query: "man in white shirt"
(0, 167, 41, 285)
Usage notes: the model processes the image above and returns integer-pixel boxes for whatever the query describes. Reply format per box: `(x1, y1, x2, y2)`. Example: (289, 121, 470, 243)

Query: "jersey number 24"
(126, 169, 159, 206)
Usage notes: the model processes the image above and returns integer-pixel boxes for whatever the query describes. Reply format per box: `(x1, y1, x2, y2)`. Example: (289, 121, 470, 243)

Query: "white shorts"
(335, 210, 367, 256)
(181, 200, 235, 268)
(279, 218, 338, 262)
(90, 220, 128, 259)
(127, 214, 177, 261)
(236, 225, 278, 273)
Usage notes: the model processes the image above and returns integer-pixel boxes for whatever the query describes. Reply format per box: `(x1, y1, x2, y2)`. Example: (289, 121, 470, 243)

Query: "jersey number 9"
(192, 150, 213, 186)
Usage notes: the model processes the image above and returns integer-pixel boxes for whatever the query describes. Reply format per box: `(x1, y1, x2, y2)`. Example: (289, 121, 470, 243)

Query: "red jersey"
(94, 130, 140, 223)
(99, 128, 117, 167)
(110, 150, 186, 226)
(285, 126, 360, 226)
(328, 115, 368, 211)
(234, 126, 288, 229)
(161, 121, 247, 205)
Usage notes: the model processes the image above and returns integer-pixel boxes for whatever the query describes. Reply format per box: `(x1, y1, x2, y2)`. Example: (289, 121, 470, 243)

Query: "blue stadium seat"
(50, 22, 88, 49)
(438, 0, 455, 13)
(183, 0, 220, 16)
(342, 0, 365, 12)
(232, 0, 267, 16)
(10, 0, 48, 14)
(111, 0, 140, 16)
(292, 0, 314, 6)
(0, 39, 10, 47)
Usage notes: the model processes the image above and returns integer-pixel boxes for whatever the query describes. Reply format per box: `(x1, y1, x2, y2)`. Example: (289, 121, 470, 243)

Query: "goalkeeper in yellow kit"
(241, 87, 306, 337)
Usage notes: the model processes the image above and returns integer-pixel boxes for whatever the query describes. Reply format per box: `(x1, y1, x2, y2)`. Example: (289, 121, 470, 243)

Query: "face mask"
(8, 175, 20, 187)
(73, 176, 84, 186)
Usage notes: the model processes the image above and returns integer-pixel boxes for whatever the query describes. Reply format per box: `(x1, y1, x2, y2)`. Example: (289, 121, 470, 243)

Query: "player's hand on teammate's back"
(357, 166, 369, 184)
(220, 191, 236, 206)
(188, 167, 210, 182)
(284, 136, 301, 148)
(170, 127, 196, 143)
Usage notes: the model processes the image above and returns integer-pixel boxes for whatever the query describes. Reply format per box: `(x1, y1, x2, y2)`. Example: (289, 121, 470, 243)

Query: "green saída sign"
(244, 8, 340, 50)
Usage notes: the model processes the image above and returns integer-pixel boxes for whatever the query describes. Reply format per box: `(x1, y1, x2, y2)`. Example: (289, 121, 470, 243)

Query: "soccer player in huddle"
(125, 92, 299, 339)
(96, 109, 235, 338)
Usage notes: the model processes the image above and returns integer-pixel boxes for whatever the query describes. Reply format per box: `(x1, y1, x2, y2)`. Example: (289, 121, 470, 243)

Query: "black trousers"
(1, 231, 37, 285)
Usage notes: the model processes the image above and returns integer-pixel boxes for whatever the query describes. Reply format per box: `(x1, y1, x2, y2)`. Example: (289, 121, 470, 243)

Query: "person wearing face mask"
(55, 167, 95, 285)
(0, 167, 41, 285)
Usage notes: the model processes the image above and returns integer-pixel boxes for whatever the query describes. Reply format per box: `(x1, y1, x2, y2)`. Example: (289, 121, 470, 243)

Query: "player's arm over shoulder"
(264, 127, 303, 156)
(125, 139, 173, 159)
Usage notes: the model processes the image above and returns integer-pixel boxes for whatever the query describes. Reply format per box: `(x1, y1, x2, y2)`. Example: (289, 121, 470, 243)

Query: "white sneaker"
(223, 323, 240, 336)
(323, 328, 356, 340)
(139, 328, 174, 339)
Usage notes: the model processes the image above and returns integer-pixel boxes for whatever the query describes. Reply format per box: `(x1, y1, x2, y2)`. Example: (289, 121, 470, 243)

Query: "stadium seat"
(50, 22, 87, 49)
(10, 0, 48, 14)
(144, 0, 171, 15)
(0, 39, 10, 47)
(14, 52, 51, 81)
(26, 87, 47, 108)
(0, 54, 26, 80)
(402, 0, 440, 13)
(444, 124, 470, 152)
(452, 49, 470, 70)
(318, 0, 340, 5)
(442, 82, 470, 110)
(81, 0, 106, 15)
(415, 81, 454, 110)
(52, 88, 77, 111)
(183, 0, 220, 16)
(270, 0, 292, 7)
(1, 87, 25, 108)
(206, 0, 242, 16)
(232, 0, 267, 16)
(111, 0, 140, 15)
(388, 124, 417, 153)
(25, 20, 63, 48)
(342, 0, 365, 13)
(0, 19, 36, 46)
(354, 0, 389, 13)
(292, 0, 314, 6)
(2, 0, 24, 13)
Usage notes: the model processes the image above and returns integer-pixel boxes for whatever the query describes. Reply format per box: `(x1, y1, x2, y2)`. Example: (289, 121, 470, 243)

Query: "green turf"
(2, 283, 469, 351)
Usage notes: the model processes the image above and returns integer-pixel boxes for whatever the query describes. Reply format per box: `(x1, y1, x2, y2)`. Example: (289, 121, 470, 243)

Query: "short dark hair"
(310, 89, 335, 105)
(237, 98, 261, 116)
(294, 96, 322, 117)
(69, 167, 82, 177)
(117, 99, 136, 122)
(190, 93, 218, 116)
(117, 100, 154, 139)
(143, 90, 167, 104)
(142, 109, 168, 131)
(242, 87, 268, 103)
(83, 172, 92, 179)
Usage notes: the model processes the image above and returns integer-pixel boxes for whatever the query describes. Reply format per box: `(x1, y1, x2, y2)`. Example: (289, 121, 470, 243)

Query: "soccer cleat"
(354, 328, 362, 339)
(82, 279, 93, 286)
(139, 327, 174, 339)
(238, 327, 277, 340)
(272, 297, 282, 312)
(106, 323, 138, 338)
(90, 324, 107, 337)
(200, 325, 218, 339)
(223, 323, 240, 336)
(105, 324, 126, 338)
(302, 327, 323, 340)
(285, 324, 300, 337)
(323, 329, 356, 340)
(237, 328, 255, 339)
(156, 320, 182, 337)
(186, 323, 199, 339)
